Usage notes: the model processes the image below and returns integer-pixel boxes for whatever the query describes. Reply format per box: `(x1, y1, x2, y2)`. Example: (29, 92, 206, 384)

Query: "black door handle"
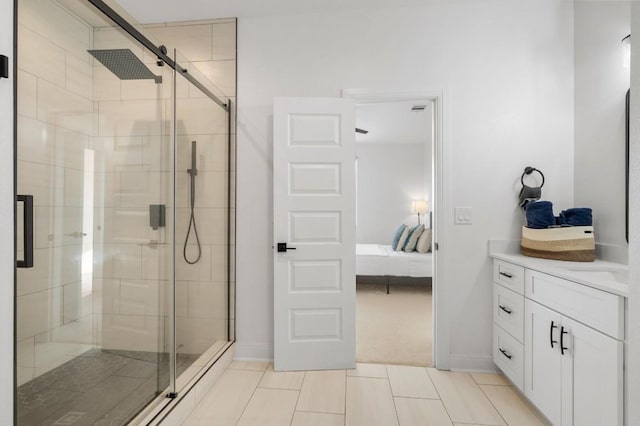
(17, 195, 34, 268)
(560, 326, 569, 355)
(499, 271, 513, 279)
(550, 321, 558, 349)
(498, 305, 512, 315)
(498, 348, 512, 360)
(277, 242, 297, 253)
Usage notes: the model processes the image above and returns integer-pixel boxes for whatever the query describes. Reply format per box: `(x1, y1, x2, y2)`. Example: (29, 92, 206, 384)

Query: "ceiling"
(355, 101, 432, 145)
(114, 0, 431, 23)
(114, 0, 600, 25)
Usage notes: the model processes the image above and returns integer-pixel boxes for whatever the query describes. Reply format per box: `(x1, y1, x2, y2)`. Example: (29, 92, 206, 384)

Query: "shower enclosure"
(14, 0, 235, 423)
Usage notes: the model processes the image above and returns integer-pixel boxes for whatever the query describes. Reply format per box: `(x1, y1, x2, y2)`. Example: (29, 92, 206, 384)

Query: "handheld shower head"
(187, 141, 197, 177)
(184, 141, 201, 264)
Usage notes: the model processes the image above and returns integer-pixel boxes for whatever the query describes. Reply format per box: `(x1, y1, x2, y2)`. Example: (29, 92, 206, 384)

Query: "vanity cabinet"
(493, 259, 625, 426)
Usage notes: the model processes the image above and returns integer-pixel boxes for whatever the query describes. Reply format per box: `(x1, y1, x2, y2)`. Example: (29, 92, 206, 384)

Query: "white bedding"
(356, 244, 433, 278)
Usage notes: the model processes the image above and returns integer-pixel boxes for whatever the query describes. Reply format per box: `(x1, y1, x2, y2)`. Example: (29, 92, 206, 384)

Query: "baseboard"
(233, 342, 273, 362)
(449, 354, 497, 373)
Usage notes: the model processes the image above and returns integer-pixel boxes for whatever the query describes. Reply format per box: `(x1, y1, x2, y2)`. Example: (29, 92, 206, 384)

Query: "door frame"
(342, 88, 449, 370)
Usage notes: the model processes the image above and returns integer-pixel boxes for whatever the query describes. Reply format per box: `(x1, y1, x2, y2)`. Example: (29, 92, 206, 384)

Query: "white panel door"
(525, 300, 562, 425)
(273, 97, 355, 371)
(561, 317, 623, 426)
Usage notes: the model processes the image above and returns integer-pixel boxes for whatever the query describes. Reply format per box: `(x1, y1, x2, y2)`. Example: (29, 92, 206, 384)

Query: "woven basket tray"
(521, 226, 595, 262)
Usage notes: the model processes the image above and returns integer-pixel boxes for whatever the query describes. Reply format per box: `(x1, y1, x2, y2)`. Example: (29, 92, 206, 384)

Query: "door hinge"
(434, 242, 439, 251)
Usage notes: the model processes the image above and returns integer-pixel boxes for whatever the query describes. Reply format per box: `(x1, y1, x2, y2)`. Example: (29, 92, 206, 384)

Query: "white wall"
(0, 0, 14, 420)
(356, 143, 426, 244)
(235, 0, 575, 365)
(627, 4, 640, 424)
(574, 2, 630, 249)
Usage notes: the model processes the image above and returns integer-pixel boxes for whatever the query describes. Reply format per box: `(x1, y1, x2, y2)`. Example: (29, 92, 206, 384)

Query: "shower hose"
(183, 148, 202, 264)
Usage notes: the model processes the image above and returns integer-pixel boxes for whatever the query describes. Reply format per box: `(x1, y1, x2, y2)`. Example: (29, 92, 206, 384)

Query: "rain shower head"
(88, 48, 162, 84)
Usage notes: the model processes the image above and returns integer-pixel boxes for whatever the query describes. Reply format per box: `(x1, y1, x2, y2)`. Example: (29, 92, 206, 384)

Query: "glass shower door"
(15, 0, 174, 423)
(171, 49, 231, 391)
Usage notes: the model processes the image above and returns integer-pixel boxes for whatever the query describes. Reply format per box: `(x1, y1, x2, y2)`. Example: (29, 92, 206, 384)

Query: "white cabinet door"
(525, 299, 563, 425)
(273, 97, 356, 371)
(561, 317, 623, 426)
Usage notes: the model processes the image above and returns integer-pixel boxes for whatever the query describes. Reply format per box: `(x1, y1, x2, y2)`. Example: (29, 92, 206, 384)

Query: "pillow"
(416, 228, 432, 253)
(403, 224, 425, 252)
(390, 224, 408, 250)
(395, 226, 411, 251)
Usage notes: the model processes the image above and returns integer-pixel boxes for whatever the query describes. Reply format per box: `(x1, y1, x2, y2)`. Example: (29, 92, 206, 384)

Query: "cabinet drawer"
(494, 283, 524, 343)
(493, 325, 524, 390)
(493, 260, 525, 295)
(525, 270, 624, 339)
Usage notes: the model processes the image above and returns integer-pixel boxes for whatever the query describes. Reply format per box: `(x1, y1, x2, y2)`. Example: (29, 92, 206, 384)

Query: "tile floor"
(182, 361, 550, 426)
(17, 349, 199, 425)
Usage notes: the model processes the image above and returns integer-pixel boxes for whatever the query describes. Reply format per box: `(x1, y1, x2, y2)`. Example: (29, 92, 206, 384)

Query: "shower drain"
(53, 412, 86, 425)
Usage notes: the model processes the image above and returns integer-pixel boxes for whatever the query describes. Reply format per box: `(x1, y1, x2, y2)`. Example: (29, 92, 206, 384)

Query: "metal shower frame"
(88, 0, 229, 111)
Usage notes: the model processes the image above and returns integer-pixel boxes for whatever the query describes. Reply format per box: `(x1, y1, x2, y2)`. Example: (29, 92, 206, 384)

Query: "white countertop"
(490, 252, 629, 297)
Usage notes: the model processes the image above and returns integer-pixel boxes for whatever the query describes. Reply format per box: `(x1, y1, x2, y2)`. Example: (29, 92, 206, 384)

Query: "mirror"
(574, 2, 630, 255)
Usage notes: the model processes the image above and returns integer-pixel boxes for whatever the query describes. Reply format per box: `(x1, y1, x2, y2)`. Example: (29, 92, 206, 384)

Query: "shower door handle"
(17, 195, 34, 268)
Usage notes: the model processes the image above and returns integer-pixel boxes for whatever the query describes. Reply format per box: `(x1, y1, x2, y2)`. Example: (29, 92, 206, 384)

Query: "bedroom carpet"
(356, 282, 432, 367)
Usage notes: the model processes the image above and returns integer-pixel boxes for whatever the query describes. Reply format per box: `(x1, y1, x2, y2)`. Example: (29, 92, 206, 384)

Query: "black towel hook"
(521, 167, 544, 187)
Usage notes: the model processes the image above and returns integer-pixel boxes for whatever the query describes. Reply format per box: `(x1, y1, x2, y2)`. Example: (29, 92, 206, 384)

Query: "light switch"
(455, 207, 473, 225)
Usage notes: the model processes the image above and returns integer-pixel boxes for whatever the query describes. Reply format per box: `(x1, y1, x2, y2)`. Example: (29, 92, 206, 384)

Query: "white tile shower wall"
(16, 0, 96, 385)
(94, 18, 236, 356)
(16, 2, 236, 385)
(90, 24, 173, 355)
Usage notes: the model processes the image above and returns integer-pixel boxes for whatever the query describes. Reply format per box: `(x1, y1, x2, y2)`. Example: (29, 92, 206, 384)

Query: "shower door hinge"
(166, 392, 178, 399)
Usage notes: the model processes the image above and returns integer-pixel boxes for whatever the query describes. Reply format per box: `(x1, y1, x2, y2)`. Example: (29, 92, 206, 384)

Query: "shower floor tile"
(17, 349, 200, 426)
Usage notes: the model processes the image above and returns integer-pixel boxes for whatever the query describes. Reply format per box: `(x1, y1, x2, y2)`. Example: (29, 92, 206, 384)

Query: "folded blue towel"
(557, 208, 592, 227)
(525, 201, 556, 229)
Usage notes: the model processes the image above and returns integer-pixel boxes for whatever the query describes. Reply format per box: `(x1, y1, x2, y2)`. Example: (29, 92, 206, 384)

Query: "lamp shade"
(412, 200, 428, 215)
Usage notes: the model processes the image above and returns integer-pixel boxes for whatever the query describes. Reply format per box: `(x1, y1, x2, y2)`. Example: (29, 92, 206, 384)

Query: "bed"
(356, 244, 433, 293)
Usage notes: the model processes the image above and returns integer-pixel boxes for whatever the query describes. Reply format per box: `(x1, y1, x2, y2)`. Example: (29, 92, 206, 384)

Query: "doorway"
(272, 92, 446, 371)
(353, 99, 435, 366)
